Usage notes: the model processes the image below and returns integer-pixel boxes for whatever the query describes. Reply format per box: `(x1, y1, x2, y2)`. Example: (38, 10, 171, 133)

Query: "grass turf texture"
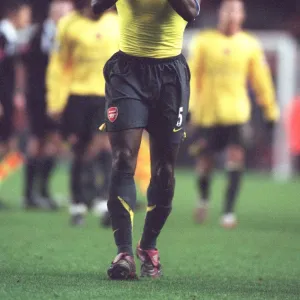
(0, 168, 300, 300)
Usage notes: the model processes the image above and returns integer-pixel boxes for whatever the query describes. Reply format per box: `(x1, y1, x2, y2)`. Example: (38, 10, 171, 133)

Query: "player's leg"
(0, 97, 11, 209)
(104, 51, 150, 279)
(190, 127, 216, 223)
(84, 131, 111, 226)
(194, 153, 214, 223)
(86, 98, 112, 224)
(25, 97, 58, 210)
(137, 135, 180, 277)
(23, 136, 43, 208)
(0, 86, 17, 209)
(141, 137, 179, 250)
(39, 129, 61, 209)
(69, 137, 89, 225)
(95, 135, 111, 201)
(62, 96, 89, 225)
(107, 128, 143, 279)
(221, 125, 245, 228)
(137, 55, 190, 278)
(0, 91, 14, 157)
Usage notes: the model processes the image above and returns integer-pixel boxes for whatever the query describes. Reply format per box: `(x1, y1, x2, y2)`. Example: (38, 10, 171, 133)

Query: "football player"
(92, 0, 200, 280)
(189, 0, 279, 228)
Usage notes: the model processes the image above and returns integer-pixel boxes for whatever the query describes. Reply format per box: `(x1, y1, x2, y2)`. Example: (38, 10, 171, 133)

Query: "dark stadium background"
(1, 0, 299, 171)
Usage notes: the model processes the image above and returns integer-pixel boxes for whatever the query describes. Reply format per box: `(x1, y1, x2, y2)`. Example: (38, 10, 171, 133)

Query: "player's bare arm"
(168, 0, 200, 22)
(91, 0, 118, 15)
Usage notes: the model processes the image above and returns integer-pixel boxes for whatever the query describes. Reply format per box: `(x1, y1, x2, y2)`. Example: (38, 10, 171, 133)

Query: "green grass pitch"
(0, 168, 300, 300)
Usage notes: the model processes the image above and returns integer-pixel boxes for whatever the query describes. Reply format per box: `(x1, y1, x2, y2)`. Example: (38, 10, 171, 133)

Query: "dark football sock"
(197, 174, 211, 202)
(24, 157, 39, 200)
(96, 150, 112, 198)
(107, 170, 136, 256)
(71, 156, 85, 205)
(40, 157, 55, 198)
(140, 178, 174, 250)
(224, 169, 243, 214)
(81, 160, 97, 209)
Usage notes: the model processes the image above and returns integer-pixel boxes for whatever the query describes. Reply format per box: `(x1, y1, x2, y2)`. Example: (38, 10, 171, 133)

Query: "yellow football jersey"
(189, 30, 279, 126)
(47, 11, 119, 113)
(116, 0, 187, 58)
(46, 50, 71, 114)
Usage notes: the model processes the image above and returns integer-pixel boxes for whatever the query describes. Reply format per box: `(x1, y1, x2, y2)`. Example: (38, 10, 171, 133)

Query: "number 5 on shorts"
(176, 107, 183, 127)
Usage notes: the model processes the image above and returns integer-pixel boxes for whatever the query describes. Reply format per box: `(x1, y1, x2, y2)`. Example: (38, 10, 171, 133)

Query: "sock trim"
(147, 205, 156, 212)
(118, 196, 134, 228)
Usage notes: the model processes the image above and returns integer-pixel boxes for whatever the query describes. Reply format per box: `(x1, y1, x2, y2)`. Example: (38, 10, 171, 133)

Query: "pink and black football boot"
(136, 245, 162, 278)
(107, 253, 137, 280)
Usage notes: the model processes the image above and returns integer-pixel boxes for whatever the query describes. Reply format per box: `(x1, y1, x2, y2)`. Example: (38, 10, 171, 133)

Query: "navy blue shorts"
(104, 51, 190, 144)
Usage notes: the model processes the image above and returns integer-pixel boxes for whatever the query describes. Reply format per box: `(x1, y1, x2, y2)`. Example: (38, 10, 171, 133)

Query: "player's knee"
(155, 162, 174, 189)
(227, 146, 244, 162)
(43, 141, 58, 157)
(148, 162, 175, 207)
(45, 133, 62, 155)
(112, 148, 136, 175)
(226, 146, 245, 169)
(147, 164, 175, 208)
(27, 138, 40, 157)
(196, 156, 213, 176)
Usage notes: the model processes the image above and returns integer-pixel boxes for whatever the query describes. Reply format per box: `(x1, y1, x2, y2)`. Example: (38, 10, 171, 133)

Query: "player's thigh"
(61, 95, 87, 144)
(104, 52, 149, 132)
(43, 130, 62, 156)
(86, 133, 110, 159)
(109, 128, 144, 173)
(89, 96, 110, 148)
(27, 94, 48, 139)
(191, 127, 216, 173)
(190, 126, 220, 156)
(83, 97, 110, 158)
(89, 96, 106, 129)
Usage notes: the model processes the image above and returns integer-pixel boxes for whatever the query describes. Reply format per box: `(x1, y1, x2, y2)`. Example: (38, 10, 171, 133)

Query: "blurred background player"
(23, 0, 73, 210)
(48, 0, 119, 226)
(189, 0, 279, 228)
(0, 1, 32, 208)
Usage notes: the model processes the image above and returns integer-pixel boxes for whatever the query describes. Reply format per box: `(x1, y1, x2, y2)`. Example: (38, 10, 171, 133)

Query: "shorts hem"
(106, 125, 146, 132)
